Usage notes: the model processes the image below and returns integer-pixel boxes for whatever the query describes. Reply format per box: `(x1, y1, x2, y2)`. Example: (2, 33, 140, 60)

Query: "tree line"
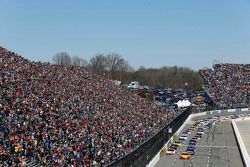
(52, 52, 203, 89)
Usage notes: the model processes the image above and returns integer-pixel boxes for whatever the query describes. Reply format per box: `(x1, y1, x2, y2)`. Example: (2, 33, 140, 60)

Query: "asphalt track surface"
(155, 119, 244, 167)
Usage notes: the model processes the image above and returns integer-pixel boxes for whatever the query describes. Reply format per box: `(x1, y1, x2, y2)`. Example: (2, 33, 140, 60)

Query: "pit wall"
(147, 107, 250, 167)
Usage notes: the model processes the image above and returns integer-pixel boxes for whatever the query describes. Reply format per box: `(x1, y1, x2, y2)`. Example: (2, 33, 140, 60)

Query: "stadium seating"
(200, 64, 250, 108)
(0, 47, 181, 166)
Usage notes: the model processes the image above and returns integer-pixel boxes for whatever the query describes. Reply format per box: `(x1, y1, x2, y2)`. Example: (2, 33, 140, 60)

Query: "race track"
(155, 119, 243, 167)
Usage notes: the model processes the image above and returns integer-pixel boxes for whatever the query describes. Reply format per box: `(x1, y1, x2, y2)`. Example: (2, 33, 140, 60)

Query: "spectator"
(0, 47, 183, 166)
(200, 63, 250, 108)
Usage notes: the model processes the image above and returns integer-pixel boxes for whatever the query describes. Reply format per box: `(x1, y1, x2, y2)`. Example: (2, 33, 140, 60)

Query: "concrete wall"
(232, 120, 250, 167)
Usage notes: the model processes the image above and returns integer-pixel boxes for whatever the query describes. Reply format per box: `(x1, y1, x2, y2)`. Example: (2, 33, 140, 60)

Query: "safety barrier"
(205, 108, 249, 115)
(110, 108, 191, 167)
(232, 120, 250, 167)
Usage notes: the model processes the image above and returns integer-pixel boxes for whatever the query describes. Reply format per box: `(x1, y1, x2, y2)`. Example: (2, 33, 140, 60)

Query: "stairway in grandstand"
(24, 158, 41, 167)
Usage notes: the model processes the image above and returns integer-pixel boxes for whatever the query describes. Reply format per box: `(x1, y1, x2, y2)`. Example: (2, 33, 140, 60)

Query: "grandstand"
(0, 47, 182, 166)
(0, 47, 249, 166)
(200, 64, 250, 108)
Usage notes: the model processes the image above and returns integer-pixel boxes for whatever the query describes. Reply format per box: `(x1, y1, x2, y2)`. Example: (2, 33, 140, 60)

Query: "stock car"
(194, 133, 202, 139)
(191, 137, 199, 142)
(173, 141, 182, 147)
(187, 127, 195, 133)
(185, 129, 192, 135)
(180, 152, 191, 160)
(179, 133, 188, 141)
(170, 144, 178, 151)
(231, 115, 239, 119)
(186, 146, 196, 155)
(213, 116, 219, 120)
(190, 125, 196, 130)
(166, 148, 177, 155)
(198, 120, 207, 126)
(189, 141, 197, 147)
(197, 129, 204, 135)
(203, 126, 209, 131)
(198, 127, 208, 131)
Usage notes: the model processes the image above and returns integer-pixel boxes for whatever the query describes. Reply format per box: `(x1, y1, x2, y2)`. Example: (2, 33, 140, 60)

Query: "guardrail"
(232, 120, 250, 167)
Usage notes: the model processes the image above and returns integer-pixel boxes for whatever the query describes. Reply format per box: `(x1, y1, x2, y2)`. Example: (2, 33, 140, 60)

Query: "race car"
(197, 130, 204, 135)
(194, 133, 202, 139)
(166, 148, 177, 155)
(186, 146, 196, 155)
(190, 126, 196, 130)
(189, 140, 198, 147)
(169, 144, 178, 151)
(185, 129, 192, 134)
(173, 141, 182, 147)
(180, 152, 191, 160)
(191, 137, 199, 142)
(179, 134, 188, 141)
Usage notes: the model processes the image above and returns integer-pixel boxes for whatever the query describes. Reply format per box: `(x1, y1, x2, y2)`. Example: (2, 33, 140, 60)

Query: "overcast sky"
(1, 0, 250, 70)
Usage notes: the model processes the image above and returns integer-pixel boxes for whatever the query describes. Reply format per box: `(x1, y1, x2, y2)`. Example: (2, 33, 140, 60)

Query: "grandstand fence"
(110, 108, 191, 167)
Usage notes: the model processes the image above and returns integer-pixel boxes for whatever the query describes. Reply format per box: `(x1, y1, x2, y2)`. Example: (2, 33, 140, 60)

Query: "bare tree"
(106, 53, 127, 79)
(106, 53, 120, 72)
(52, 54, 61, 64)
(89, 54, 107, 75)
(118, 59, 134, 72)
(72, 56, 88, 67)
(113, 59, 134, 81)
(52, 52, 71, 66)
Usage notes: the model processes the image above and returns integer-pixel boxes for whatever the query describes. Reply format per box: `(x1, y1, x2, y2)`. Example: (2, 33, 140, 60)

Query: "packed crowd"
(0, 47, 181, 166)
(200, 63, 250, 108)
